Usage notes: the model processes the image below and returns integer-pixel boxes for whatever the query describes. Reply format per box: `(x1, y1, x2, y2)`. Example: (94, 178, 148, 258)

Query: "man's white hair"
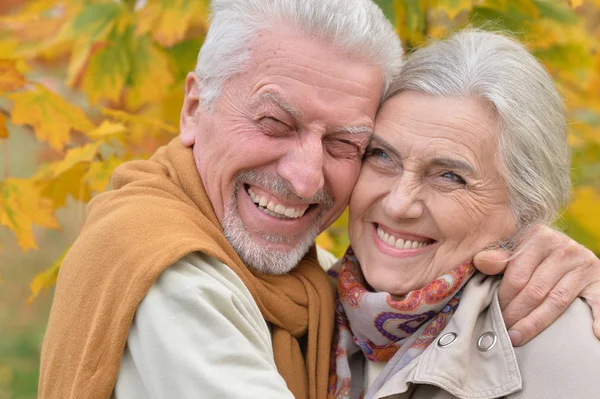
(195, 0, 404, 108)
(388, 29, 571, 230)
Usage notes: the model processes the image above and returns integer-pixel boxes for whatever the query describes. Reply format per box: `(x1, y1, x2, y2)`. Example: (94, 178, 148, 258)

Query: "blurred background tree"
(0, 0, 598, 397)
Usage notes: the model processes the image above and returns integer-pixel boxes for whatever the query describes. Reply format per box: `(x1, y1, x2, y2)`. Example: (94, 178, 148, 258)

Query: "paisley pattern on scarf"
(328, 247, 475, 399)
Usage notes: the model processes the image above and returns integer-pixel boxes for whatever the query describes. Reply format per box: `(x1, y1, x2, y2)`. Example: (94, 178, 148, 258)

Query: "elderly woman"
(328, 30, 600, 399)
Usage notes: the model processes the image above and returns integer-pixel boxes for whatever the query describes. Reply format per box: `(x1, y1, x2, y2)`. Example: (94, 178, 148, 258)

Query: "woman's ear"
(180, 72, 202, 147)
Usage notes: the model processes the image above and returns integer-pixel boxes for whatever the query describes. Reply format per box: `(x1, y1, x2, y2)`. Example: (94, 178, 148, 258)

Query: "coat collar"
(370, 274, 523, 399)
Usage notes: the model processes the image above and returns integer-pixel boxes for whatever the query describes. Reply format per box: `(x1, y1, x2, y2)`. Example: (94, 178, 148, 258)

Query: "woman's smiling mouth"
(374, 223, 436, 252)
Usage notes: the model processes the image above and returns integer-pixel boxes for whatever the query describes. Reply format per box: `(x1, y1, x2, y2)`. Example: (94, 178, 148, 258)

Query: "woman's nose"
(381, 176, 424, 220)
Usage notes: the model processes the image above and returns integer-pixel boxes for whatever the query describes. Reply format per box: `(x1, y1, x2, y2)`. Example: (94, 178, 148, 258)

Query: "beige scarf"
(39, 138, 336, 399)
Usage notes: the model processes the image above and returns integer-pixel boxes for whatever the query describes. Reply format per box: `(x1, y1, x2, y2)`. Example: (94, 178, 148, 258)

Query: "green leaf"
(79, 28, 131, 104)
(533, 0, 578, 23)
(71, 2, 123, 40)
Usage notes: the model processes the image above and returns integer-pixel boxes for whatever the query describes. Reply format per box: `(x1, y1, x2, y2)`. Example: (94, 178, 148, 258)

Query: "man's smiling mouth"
(247, 186, 311, 219)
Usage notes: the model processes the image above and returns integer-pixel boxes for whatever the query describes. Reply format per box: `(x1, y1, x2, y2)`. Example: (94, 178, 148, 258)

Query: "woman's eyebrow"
(369, 135, 402, 158)
(431, 157, 475, 174)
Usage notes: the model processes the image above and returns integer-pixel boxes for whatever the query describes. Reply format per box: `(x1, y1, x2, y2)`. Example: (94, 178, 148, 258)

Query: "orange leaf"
(0, 59, 27, 92)
(0, 113, 8, 139)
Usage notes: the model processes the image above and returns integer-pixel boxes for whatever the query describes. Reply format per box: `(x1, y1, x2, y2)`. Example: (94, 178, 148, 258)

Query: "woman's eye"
(441, 171, 466, 184)
(363, 147, 398, 172)
(364, 147, 390, 161)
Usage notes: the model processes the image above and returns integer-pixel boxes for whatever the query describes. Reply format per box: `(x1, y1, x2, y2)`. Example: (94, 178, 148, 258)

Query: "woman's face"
(349, 91, 518, 296)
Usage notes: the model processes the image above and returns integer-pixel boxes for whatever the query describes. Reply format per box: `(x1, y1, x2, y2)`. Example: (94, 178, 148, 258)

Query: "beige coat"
(364, 273, 600, 399)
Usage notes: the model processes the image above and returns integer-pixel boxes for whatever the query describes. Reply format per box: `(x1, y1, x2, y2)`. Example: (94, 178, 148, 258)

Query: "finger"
(496, 225, 562, 311)
(473, 249, 510, 275)
(591, 298, 600, 339)
(500, 248, 583, 329)
(497, 249, 548, 311)
(507, 270, 580, 346)
(575, 249, 600, 340)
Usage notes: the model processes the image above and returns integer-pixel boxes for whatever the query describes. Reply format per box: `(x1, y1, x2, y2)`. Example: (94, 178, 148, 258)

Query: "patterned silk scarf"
(328, 247, 476, 399)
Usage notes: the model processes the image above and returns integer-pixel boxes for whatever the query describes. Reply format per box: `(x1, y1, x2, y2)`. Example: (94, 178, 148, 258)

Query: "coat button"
(437, 332, 457, 347)
(477, 332, 498, 352)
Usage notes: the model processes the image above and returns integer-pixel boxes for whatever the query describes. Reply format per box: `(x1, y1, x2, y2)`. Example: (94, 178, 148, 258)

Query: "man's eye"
(260, 117, 292, 136)
(441, 171, 466, 184)
(326, 139, 360, 159)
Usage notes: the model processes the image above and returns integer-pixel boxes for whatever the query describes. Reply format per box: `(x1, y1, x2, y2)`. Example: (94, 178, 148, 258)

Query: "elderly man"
(39, 1, 600, 398)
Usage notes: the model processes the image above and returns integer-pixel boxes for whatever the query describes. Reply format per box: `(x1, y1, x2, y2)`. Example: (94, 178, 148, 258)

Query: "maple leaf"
(0, 178, 60, 252)
(0, 59, 27, 92)
(28, 248, 66, 304)
(566, 186, 600, 253)
(126, 36, 174, 109)
(136, 0, 209, 47)
(87, 120, 127, 140)
(8, 85, 94, 151)
(431, 0, 473, 20)
(35, 142, 102, 207)
(84, 155, 124, 193)
(77, 31, 130, 105)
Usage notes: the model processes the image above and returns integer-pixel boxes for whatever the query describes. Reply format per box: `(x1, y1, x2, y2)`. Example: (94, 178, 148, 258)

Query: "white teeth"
(247, 188, 308, 219)
(376, 226, 431, 250)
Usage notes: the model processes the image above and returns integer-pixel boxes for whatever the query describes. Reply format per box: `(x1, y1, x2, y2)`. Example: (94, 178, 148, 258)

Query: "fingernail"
(508, 329, 522, 346)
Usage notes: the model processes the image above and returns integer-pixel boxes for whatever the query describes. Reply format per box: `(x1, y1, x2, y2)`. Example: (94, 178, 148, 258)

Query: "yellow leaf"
(38, 163, 93, 208)
(28, 248, 66, 304)
(136, 0, 209, 47)
(569, 0, 583, 8)
(8, 86, 95, 151)
(432, 0, 473, 20)
(565, 187, 600, 252)
(0, 113, 8, 139)
(101, 108, 178, 135)
(87, 120, 127, 140)
(126, 38, 174, 109)
(49, 142, 103, 178)
(34, 142, 101, 206)
(0, 59, 27, 92)
(84, 156, 124, 193)
(0, 178, 60, 252)
(316, 231, 335, 252)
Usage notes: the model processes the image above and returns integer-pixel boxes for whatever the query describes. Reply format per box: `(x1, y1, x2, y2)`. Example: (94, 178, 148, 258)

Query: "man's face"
(180, 27, 383, 274)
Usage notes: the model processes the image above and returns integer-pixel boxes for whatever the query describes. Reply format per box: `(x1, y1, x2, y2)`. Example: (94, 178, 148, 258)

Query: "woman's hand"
(474, 224, 600, 346)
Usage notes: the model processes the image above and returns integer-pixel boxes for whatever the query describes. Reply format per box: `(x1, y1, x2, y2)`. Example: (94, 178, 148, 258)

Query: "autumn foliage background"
(0, 0, 599, 396)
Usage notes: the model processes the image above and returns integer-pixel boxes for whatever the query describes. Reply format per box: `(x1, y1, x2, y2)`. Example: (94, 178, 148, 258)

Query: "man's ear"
(180, 72, 202, 147)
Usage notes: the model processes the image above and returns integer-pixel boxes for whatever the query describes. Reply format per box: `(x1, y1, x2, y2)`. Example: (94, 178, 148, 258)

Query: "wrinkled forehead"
(373, 91, 502, 173)
(244, 27, 385, 123)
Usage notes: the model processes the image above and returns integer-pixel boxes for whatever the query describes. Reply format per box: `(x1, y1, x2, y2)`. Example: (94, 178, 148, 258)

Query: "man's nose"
(277, 136, 325, 199)
(381, 175, 424, 220)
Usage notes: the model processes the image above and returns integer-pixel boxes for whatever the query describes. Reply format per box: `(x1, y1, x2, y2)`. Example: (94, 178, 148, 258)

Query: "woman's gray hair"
(388, 29, 571, 230)
(195, 0, 404, 109)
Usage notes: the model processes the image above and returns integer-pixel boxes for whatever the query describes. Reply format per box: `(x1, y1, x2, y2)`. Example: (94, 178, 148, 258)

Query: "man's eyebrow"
(431, 157, 475, 174)
(333, 124, 374, 136)
(259, 92, 302, 117)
